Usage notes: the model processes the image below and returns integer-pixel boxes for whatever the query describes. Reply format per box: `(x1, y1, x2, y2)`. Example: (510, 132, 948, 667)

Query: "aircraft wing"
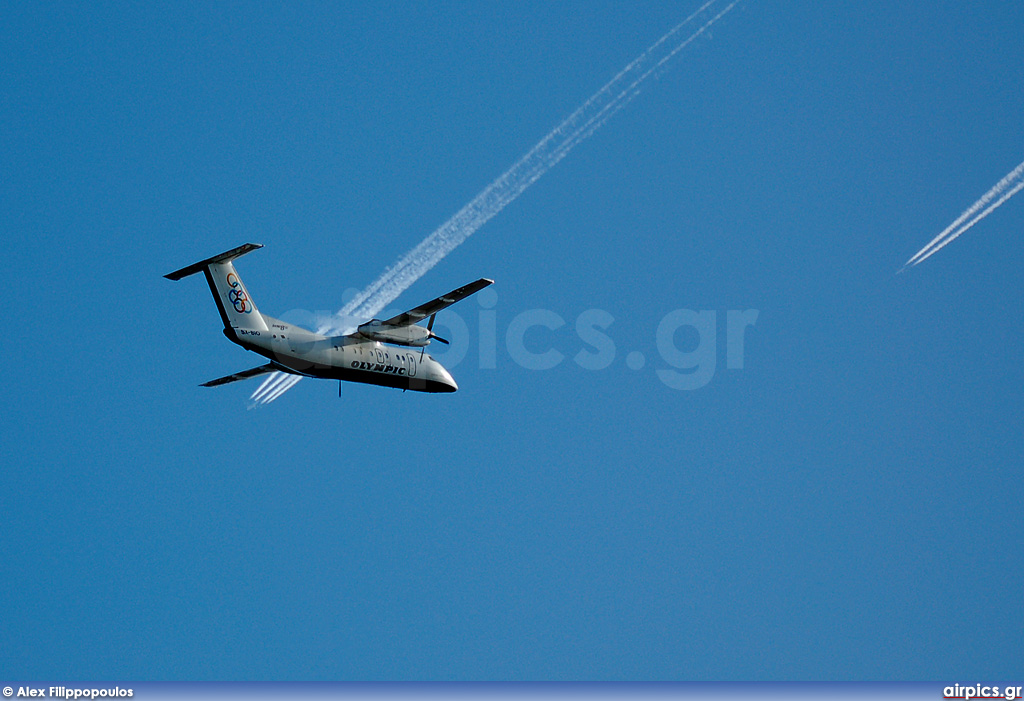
(201, 363, 293, 387)
(378, 278, 494, 327)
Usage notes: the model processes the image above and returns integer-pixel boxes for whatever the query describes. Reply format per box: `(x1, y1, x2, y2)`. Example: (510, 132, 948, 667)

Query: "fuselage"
(229, 315, 458, 393)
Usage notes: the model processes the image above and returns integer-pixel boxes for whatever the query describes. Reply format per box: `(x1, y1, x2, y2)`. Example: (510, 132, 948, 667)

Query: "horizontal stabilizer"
(379, 278, 494, 327)
(201, 362, 290, 387)
(165, 243, 263, 281)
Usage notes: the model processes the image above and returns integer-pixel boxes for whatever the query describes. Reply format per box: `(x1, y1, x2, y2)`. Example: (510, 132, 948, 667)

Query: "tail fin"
(165, 243, 269, 332)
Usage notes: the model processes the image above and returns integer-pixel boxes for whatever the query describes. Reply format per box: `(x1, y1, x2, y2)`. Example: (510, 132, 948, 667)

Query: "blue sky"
(2, 0, 1023, 681)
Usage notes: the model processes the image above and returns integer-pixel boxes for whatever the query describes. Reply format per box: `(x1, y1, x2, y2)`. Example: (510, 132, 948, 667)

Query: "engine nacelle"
(356, 320, 433, 347)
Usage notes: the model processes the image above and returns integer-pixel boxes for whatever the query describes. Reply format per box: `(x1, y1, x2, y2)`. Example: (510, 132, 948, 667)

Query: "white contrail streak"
(903, 157, 1024, 270)
(250, 372, 290, 404)
(904, 174, 1024, 269)
(260, 374, 303, 404)
(334, 0, 737, 324)
(253, 0, 740, 403)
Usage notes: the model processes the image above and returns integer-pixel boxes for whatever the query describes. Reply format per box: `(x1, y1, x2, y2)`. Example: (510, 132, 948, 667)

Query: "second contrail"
(903, 157, 1024, 271)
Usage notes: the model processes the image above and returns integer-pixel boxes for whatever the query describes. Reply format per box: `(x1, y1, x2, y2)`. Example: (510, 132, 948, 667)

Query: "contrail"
(904, 177, 1024, 269)
(259, 373, 303, 404)
(903, 157, 1024, 270)
(249, 372, 300, 405)
(334, 0, 738, 324)
(253, 0, 741, 404)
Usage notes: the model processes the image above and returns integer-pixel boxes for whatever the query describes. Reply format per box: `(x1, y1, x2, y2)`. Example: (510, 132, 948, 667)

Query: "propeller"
(421, 314, 448, 360)
(426, 314, 449, 344)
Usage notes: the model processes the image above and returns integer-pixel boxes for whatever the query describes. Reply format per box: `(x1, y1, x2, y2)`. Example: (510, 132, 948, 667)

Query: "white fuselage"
(230, 315, 458, 393)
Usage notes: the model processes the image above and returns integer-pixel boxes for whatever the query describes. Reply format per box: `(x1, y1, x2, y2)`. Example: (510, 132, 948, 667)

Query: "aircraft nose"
(435, 364, 458, 392)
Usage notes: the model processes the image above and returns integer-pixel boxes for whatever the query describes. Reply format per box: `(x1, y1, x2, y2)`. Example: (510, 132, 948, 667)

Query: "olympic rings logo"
(226, 273, 252, 313)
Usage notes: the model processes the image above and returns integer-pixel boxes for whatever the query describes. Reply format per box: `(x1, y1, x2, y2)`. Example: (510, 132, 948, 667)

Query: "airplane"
(164, 243, 492, 394)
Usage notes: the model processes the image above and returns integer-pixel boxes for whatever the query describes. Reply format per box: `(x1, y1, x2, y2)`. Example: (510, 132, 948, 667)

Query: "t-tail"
(164, 243, 269, 334)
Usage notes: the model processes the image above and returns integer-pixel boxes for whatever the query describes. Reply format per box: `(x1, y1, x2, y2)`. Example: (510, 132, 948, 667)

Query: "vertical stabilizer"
(165, 243, 269, 332)
(203, 261, 269, 331)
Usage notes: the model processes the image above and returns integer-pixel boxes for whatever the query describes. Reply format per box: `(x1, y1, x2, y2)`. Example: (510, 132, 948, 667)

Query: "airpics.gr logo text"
(944, 684, 1024, 700)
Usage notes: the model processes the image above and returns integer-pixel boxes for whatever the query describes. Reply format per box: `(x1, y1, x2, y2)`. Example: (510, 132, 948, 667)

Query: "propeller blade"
(426, 313, 448, 343)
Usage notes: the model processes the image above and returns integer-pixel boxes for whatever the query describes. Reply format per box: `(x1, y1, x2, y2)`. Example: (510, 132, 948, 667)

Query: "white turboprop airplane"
(165, 243, 492, 394)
